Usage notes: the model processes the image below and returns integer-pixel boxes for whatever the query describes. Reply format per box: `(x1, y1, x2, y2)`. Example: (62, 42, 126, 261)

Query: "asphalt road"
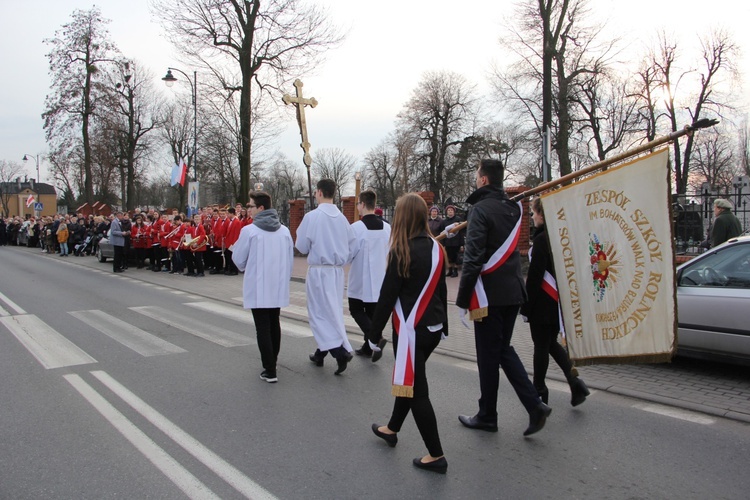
(1, 246, 749, 499)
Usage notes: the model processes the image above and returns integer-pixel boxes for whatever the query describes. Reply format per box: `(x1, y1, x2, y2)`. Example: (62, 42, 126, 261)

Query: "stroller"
(74, 234, 94, 256)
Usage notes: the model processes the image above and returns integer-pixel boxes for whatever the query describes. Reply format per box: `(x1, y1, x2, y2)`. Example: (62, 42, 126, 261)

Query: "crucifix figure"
(283, 79, 318, 208)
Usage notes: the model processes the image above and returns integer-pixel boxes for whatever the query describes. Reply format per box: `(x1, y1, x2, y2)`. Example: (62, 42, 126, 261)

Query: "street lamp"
(162, 67, 198, 183)
(22, 154, 41, 181)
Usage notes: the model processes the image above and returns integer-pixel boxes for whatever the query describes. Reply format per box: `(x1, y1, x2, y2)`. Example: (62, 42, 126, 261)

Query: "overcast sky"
(1, 0, 748, 184)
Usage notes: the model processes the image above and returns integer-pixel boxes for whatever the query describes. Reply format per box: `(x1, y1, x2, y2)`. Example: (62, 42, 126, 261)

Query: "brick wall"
(342, 196, 356, 223)
(288, 199, 306, 243)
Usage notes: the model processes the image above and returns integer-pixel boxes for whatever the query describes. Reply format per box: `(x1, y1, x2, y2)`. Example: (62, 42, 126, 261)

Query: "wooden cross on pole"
(283, 79, 317, 208)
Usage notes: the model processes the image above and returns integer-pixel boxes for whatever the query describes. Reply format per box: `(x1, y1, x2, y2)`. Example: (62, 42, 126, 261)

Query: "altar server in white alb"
(232, 191, 294, 383)
(295, 179, 357, 375)
(348, 189, 391, 360)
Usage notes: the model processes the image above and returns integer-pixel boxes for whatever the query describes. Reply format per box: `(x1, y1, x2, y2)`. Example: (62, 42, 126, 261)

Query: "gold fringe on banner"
(571, 352, 674, 366)
(469, 307, 488, 322)
(392, 384, 414, 398)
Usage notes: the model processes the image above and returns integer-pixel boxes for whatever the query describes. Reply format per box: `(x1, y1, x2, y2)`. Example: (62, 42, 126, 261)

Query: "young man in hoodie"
(232, 191, 294, 383)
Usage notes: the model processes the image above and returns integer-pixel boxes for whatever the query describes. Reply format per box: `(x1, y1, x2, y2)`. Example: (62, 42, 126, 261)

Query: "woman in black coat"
(521, 197, 589, 406)
(369, 193, 449, 474)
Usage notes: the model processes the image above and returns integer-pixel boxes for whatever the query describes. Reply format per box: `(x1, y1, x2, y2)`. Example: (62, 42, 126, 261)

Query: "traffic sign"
(34, 202, 43, 211)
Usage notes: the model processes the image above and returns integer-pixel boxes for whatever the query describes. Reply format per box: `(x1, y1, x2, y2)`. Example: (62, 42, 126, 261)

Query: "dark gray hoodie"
(252, 209, 281, 232)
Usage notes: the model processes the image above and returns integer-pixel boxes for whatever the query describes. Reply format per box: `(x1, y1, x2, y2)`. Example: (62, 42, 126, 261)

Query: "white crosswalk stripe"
(70, 310, 187, 357)
(131, 306, 253, 347)
(187, 301, 313, 338)
(0, 314, 97, 369)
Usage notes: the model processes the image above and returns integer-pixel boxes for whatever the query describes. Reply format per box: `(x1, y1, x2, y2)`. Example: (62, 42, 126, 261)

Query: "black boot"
(536, 386, 549, 405)
(569, 377, 590, 407)
(451, 267, 458, 278)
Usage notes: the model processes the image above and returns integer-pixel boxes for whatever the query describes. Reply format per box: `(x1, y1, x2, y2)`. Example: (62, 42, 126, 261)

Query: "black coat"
(369, 233, 449, 340)
(456, 185, 526, 309)
(440, 215, 464, 248)
(520, 225, 559, 326)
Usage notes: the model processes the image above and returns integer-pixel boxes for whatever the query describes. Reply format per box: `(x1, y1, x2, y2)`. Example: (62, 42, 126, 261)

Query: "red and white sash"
(468, 201, 523, 321)
(391, 240, 444, 398)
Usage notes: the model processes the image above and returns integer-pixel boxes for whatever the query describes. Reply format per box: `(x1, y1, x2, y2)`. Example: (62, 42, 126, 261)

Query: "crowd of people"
(0, 204, 258, 278)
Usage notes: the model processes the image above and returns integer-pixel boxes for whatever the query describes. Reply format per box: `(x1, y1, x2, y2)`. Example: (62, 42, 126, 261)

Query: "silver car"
(676, 235, 750, 365)
(96, 232, 114, 262)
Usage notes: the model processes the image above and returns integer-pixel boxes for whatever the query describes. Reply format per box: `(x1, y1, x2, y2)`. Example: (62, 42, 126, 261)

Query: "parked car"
(97, 232, 114, 262)
(676, 235, 750, 365)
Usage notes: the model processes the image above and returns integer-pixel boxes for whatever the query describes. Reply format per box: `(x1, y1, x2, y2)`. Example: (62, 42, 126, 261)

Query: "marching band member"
(157, 213, 173, 272)
(223, 207, 242, 276)
(209, 207, 227, 274)
(169, 215, 186, 274)
(131, 214, 151, 269)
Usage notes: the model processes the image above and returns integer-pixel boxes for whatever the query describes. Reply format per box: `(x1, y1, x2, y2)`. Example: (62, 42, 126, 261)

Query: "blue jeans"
(60, 242, 68, 255)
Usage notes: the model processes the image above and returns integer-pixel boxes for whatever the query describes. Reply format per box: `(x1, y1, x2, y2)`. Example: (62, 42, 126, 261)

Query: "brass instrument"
(189, 235, 208, 251)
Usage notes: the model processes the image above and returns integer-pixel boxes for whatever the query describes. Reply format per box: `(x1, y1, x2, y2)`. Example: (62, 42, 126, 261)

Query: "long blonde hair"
(389, 193, 432, 278)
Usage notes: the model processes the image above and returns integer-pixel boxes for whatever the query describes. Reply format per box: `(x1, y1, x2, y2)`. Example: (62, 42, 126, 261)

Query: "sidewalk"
(35, 249, 750, 423)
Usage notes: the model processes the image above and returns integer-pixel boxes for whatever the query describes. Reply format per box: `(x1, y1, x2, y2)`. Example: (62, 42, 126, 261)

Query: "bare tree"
(396, 71, 477, 201)
(0, 160, 26, 217)
(312, 148, 356, 201)
(493, 0, 618, 178)
(647, 30, 738, 194)
(150, 0, 344, 204)
(104, 60, 161, 210)
(43, 7, 119, 204)
(690, 127, 738, 195)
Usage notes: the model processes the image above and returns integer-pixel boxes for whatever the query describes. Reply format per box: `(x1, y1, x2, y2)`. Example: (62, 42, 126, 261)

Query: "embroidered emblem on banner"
(589, 233, 620, 302)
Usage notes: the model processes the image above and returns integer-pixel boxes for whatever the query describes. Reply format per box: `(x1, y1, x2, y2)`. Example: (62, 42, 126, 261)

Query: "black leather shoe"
(309, 353, 324, 367)
(371, 424, 397, 447)
(334, 351, 353, 375)
(412, 456, 447, 474)
(524, 403, 552, 436)
(354, 344, 372, 357)
(371, 338, 388, 363)
(458, 414, 498, 432)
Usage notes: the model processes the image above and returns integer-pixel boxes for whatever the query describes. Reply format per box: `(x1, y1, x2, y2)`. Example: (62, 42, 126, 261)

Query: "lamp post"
(162, 68, 198, 183)
(22, 154, 41, 181)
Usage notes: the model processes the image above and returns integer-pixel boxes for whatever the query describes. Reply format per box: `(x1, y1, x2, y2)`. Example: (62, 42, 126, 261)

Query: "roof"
(0, 181, 57, 195)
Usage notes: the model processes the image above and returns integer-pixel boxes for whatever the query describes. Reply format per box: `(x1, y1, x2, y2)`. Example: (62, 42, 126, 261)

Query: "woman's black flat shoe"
(412, 456, 447, 474)
(371, 424, 397, 447)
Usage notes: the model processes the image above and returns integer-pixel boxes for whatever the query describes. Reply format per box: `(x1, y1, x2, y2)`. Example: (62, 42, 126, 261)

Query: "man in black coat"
(455, 159, 551, 437)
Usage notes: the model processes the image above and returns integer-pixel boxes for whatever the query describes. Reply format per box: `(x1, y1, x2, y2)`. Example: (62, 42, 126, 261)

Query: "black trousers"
(251, 308, 281, 374)
(113, 245, 124, 271)
(474, 305, 540, 420)
(348, 298, 376, 342)
(530, 321, 573, 396)
(387, 329, 444, 458)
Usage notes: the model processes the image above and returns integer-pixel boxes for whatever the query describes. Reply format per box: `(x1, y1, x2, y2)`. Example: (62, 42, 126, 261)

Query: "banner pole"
(435, 119, 718, 241)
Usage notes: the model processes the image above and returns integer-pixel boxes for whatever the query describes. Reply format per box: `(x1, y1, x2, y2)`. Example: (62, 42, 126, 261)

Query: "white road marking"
(131, 306, 253, 347)
(91, 371, 278, 500)
(70, 310, 186, 357)
(633, 403, 716, 425)
(0, 304, 10, 316)
(187, 302, 313, 338)
(0, 290, 27, 314)
(64, 374, 220, 500)
(0, 315, 97, 369)
(187, 302, 252, 324)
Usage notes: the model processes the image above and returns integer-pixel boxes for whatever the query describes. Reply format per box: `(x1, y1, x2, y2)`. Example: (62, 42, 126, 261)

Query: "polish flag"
(179, 158, 188, 186)
(26, 194, 35, 207)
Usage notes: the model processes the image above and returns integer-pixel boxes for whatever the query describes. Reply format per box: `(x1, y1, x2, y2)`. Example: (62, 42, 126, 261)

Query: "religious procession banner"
(542, 149, 676, 364)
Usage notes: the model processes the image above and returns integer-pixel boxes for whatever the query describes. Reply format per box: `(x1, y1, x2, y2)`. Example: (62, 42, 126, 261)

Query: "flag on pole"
(25, 194, 36, 207)
(542, 149, 675, 365)
(179, 157, 188, 186)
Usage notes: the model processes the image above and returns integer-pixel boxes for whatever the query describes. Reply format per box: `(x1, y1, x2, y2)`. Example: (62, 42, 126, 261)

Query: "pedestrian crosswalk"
(0, 299, 319, 370)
